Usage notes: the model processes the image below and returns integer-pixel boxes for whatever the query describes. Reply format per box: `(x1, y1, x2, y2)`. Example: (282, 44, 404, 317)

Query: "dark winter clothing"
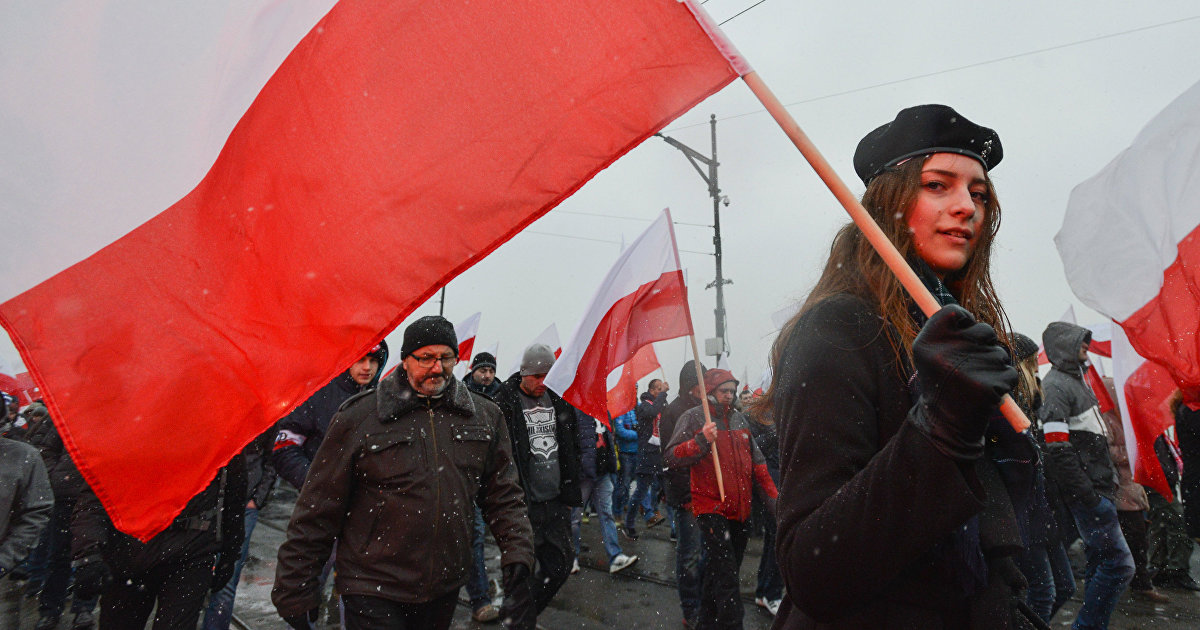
(495, 375, 582, 509)
(770, 294, 1024, 630)
(71, 456, 247, 630)
(272, 371, 533, 617)
(665, 404, 777, 522)
(273, 352, 386, 490)
(1039, 322, 1118, 508)
(660, 361, 706, 509)
(0, 438, 52, 576)
(635, 391, 668, 475)
(400, 316, 455, 358)
(1173, 403, 1200, 538)
(463, 372, 503, 399)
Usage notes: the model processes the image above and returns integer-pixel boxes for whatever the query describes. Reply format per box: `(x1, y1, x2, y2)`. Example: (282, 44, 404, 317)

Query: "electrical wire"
(555, 209, 711, 228)
(666, 14, 1200, 131)
(522, 229, 714, 256)
(719, 0, 768, 26)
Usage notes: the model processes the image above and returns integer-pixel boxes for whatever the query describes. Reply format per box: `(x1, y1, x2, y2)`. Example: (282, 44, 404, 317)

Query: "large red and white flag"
(1057, 79, 1200, 499)
(546, 209, 694, 422)
(605, 344, 661, 419)
(0, 1, 741, 539)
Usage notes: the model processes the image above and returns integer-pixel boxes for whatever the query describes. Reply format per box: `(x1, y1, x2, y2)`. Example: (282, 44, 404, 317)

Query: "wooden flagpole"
(688, 334, 726, 502)
(740, 71, 1030, 432)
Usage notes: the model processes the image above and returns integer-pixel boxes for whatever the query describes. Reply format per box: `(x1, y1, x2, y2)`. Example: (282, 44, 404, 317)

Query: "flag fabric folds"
(1057, 79, 1200, 498)
(0, 1, 740, 539)
(605, 344, 661, 419)
(546, 209, 693, 423)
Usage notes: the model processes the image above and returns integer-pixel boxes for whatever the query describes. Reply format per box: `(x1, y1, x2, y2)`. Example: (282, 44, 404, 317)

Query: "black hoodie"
(273, 342, 388, 490)
(1039, 322, 1118, 508)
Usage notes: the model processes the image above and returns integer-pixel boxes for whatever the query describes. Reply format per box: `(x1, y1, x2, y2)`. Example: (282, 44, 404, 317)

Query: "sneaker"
(756, 596, 781, 616)
(570, 559, 580, 574)
(618, 525, 639, 541)
(471, 603, 500, 623)
(609, 553, 638, 574)
(646, 514, 666, 529)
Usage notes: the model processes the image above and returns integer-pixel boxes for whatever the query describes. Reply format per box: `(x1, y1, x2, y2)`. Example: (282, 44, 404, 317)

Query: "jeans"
(613, 453, 637, 515)
(697, 514, 748, 630)
(625, 472, 661, 529)
(465, 507, 490, 610)
(1017, 540, 1075, 623)
(1069, 497, 1134, 630)
(755, 510, 783, 602)
(671, 505, 703, 619)
(573, 476, 622, 562)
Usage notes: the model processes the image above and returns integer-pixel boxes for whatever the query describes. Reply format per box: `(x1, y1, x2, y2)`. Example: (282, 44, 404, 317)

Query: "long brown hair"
(759, 156, 1011, 416)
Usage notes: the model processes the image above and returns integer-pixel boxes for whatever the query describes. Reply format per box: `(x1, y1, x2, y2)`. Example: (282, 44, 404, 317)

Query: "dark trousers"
(1117, 509, 1153, 590)
(528, 500, 574, 614)
(100, 552, 214, 630)
(697, 514, 748, 630)
(1147, 491, 1194, 575)
(36, 498, 97, 618)
(341, 590, 458, 630)
(755, 511, 783, 602)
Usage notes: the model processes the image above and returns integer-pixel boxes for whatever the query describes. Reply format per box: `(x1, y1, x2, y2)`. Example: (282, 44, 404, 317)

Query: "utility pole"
(656, 114, 732, 356)
(438, 287, 445, 316)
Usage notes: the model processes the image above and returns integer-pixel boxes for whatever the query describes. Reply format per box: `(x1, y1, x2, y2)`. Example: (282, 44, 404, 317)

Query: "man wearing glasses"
(665, 369, 778, 630)
(494, 343, 582, 630)
(273, 316, 534, 630)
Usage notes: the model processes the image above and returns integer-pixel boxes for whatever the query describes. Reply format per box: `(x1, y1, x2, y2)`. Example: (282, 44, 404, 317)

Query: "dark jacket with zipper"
(494, 374, 582, 508)
(1039, 322, 1118, 508)
(272, 371, 532, 616)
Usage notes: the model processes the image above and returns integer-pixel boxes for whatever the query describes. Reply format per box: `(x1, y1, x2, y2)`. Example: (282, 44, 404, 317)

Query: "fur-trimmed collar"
(376, 370, 476, 421)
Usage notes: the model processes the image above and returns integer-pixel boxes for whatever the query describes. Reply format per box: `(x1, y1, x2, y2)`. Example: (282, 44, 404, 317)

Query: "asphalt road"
(5, 485, 1199, 629)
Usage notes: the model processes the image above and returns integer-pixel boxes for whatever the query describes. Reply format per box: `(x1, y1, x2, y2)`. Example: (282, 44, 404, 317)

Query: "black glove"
(281, 608, 319, 630)
(210, 554, 237, 594)
(911, 305, 1018, 462)
(72, 559, 109, 601)
(500, 563, 534, 629)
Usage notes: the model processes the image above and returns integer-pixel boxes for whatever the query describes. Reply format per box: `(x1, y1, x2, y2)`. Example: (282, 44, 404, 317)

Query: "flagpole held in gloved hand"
(689, 334, 726, 502)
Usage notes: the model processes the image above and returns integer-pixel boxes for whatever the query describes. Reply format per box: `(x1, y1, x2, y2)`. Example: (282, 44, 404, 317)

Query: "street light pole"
(656, 114, 732, 356)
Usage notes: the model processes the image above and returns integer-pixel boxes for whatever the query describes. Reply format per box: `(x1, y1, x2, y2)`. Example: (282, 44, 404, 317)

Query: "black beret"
(853, 104, 1002, 186)
(401, 315, 457, 358)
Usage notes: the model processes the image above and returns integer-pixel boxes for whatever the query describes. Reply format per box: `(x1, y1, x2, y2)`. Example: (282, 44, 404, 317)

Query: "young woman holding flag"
(762, 105, 1031, 629)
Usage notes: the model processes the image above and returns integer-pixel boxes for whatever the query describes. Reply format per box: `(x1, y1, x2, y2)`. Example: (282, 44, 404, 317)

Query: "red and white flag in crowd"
(546, 209, 694, 422)
(605, 344, 661, 419)
(1037, 305, 1113, 365)
(1057, 79, 1200, 499)
(451, 312, 483, 379)
(508, 324, 563, 378)
(0, 1, 741, 539)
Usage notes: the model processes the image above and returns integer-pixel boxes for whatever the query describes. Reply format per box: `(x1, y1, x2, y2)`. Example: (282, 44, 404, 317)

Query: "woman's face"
(906, 153, 989, 278)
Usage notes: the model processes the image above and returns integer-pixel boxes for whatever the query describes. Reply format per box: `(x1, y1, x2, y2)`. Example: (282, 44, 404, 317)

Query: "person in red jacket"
(665, 369, 777, 630)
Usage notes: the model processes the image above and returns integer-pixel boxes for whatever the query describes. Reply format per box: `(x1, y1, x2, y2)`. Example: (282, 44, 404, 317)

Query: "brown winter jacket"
(272, 371, 533, 616)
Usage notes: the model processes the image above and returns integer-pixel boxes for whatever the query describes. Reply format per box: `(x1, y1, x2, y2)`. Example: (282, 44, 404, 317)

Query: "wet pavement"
(4, 486, 1199, 629)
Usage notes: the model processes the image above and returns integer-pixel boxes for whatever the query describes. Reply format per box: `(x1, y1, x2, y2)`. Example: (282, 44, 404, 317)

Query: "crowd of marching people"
(2, 104, 1200, 630)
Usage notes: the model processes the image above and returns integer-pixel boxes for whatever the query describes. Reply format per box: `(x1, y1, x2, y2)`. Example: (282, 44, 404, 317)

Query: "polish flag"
(605, 344, 661, 418)
(0, 1, 741, 539)
(546, 209, 694, 422)
(1036, 305, 1112, 365)
(754, 367, 773, 397)
(508, 324, 562, 379)
(0, 372, 39, 405)
(1057, 80, 1200, 500)
(452, 312, 482, 379)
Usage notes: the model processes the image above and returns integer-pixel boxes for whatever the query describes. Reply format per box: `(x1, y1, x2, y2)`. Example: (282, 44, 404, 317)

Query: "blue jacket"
(614, 411, 638, 454)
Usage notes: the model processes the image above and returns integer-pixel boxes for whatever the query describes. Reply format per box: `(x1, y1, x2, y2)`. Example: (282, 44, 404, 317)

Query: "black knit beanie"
(401, 315, 458, 358)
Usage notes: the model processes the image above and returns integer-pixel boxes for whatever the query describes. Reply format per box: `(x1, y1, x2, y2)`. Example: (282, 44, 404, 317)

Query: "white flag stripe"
(546, 210, 681, 394)
(0, 1, 337, 303)
(1057, 80, 1200, 321)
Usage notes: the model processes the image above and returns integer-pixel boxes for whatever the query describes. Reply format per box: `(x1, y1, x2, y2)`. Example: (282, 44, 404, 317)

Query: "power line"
(719, 0, 768, 26)
(666, 14, 1200, 132)
(555, 209, 711, 228)
(522, 229, 714, 256)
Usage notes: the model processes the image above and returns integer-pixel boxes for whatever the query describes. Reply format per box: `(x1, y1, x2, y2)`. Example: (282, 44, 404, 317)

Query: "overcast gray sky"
(4, 0, 1199, 393)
